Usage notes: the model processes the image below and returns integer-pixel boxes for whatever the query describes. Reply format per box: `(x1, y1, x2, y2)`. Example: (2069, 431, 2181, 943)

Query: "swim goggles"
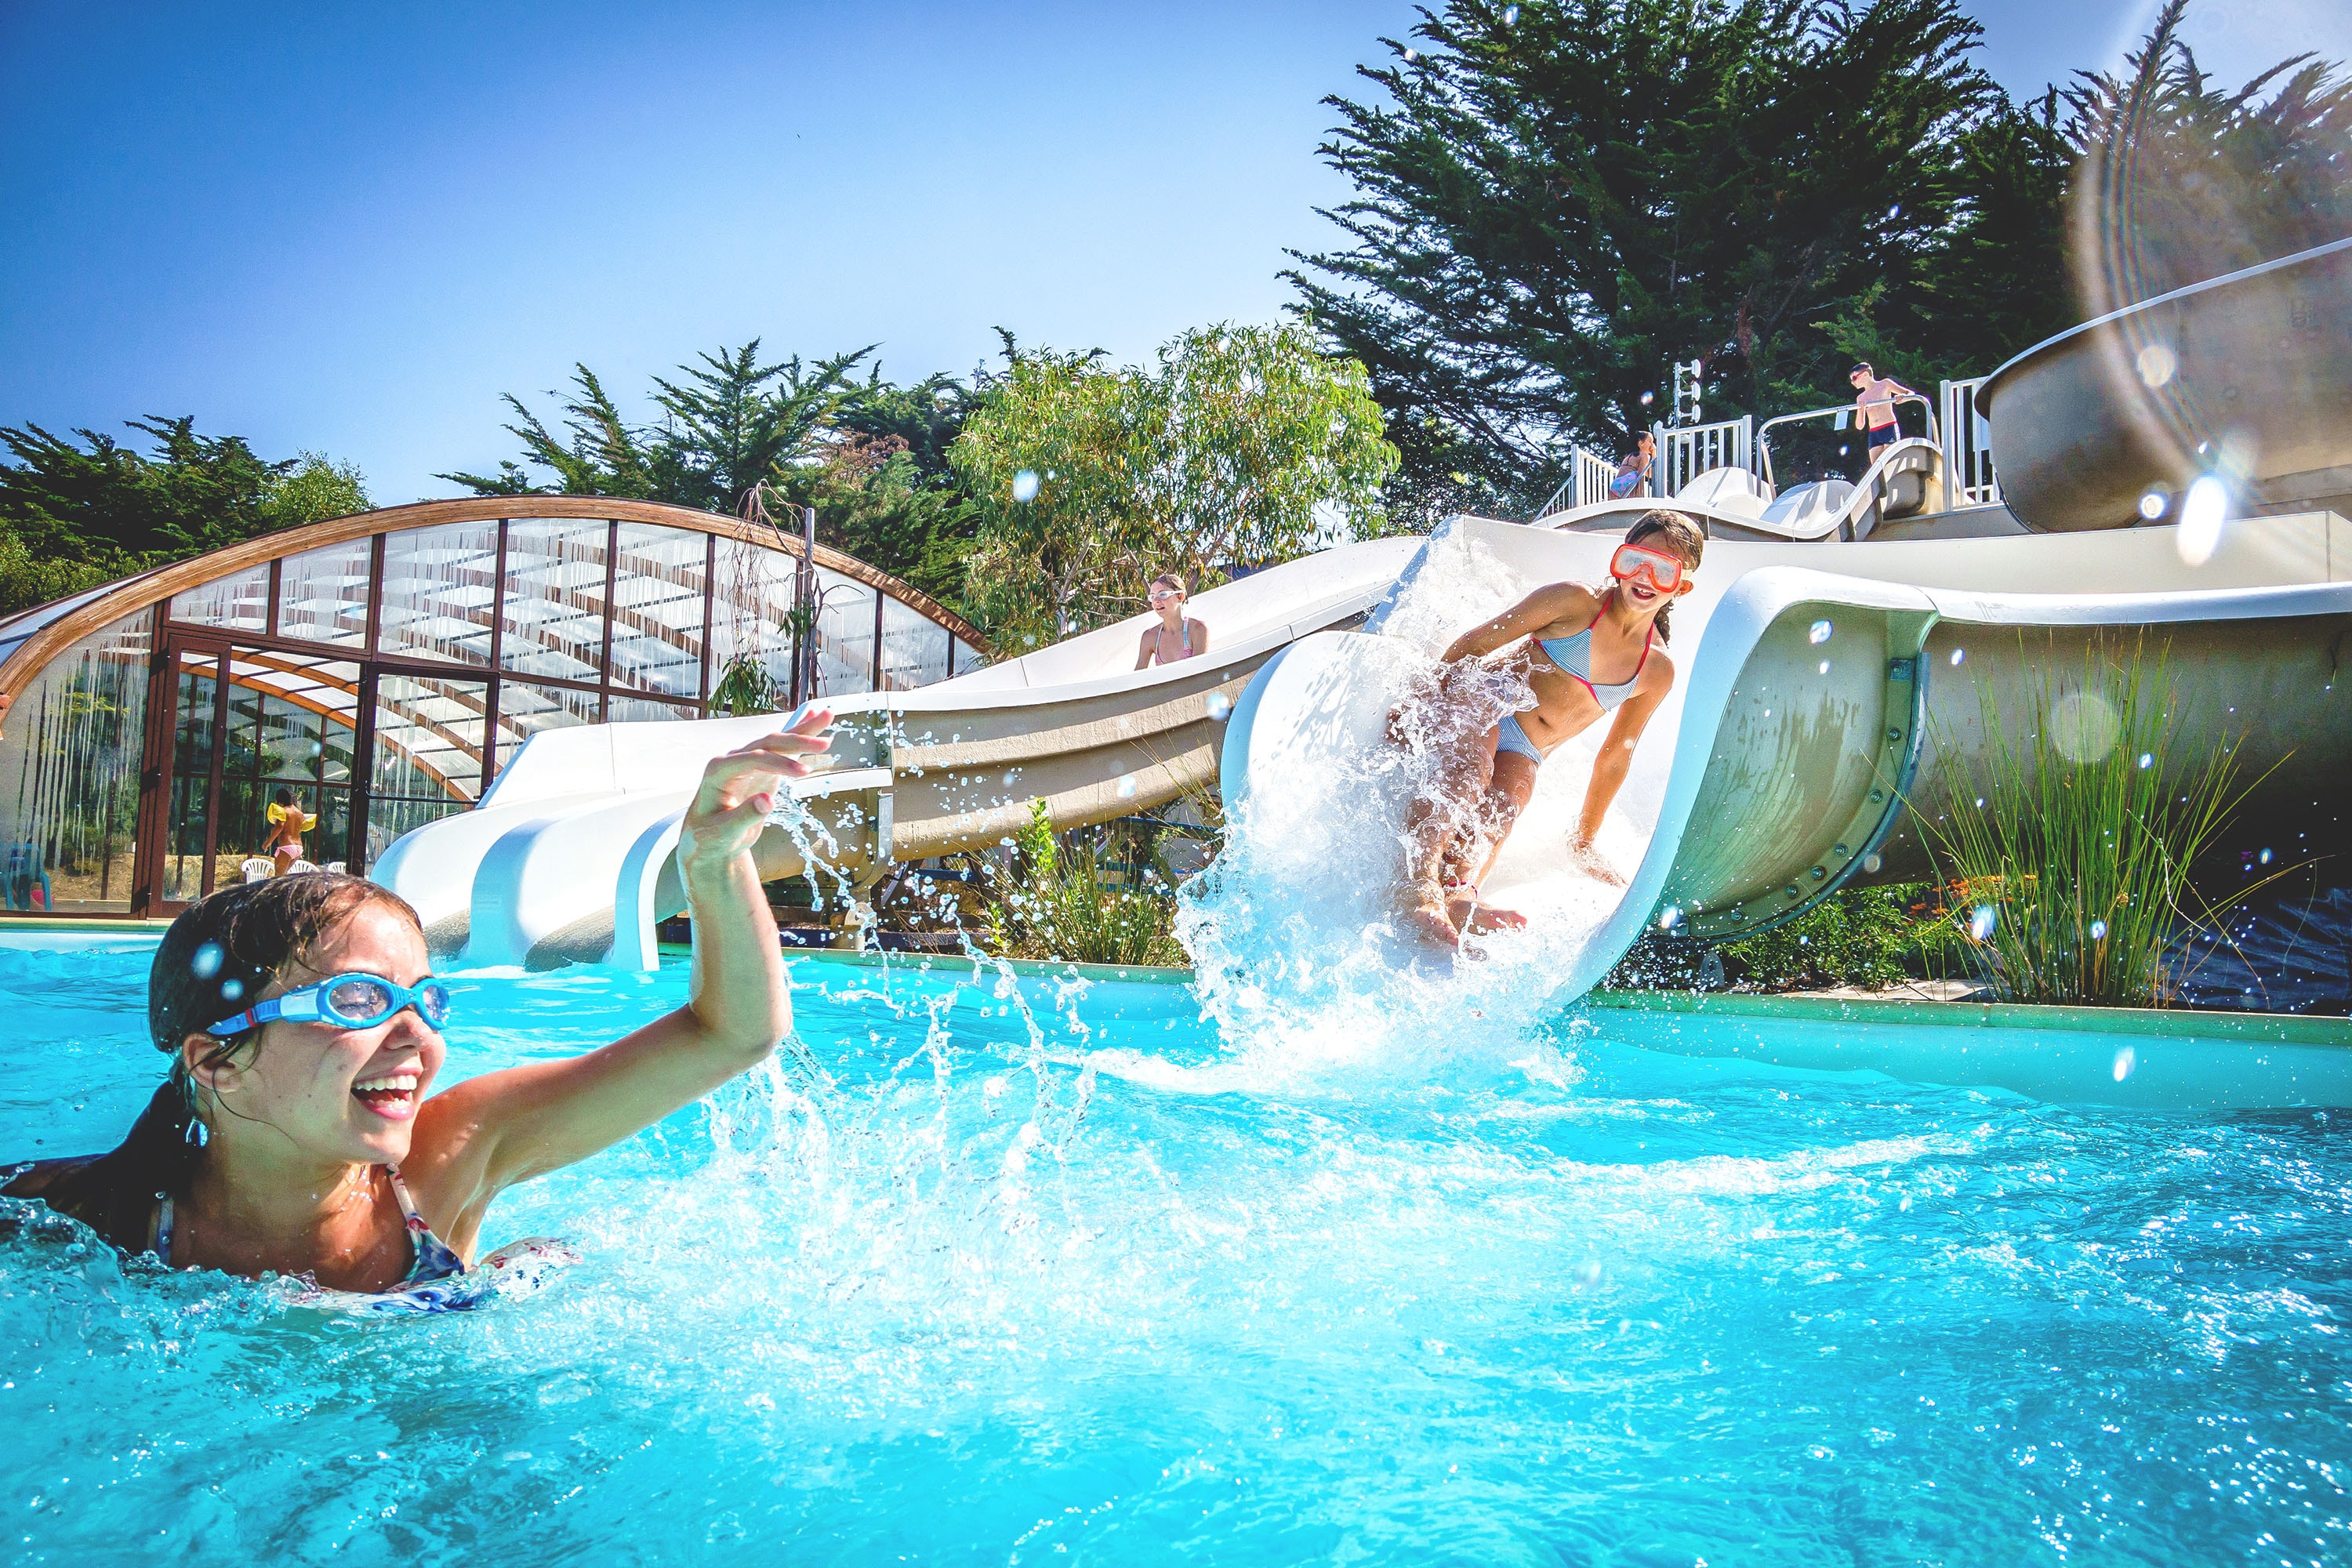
(206, 973, 453, 1037)
(1610, 543, 1688, 593)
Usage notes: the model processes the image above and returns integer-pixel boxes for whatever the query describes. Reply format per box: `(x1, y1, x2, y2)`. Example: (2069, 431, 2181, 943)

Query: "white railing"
(1530, 444, 1631, 521)
(1940, 377, 1999, 507)
(1650, 416, 1754, 496)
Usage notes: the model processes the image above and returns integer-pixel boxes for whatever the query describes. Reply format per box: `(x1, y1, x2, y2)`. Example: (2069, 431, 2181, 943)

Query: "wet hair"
(1149, 572, 1184, 593)
(1622, 510, 1706, 644)
(1850, 361, 1873, 376)
(2, 873, 421, 1254)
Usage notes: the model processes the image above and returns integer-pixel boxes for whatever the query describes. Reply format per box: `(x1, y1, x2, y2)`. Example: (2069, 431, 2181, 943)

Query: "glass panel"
(371, 674, 488, 803)
(276, 536, 372, 648)
(366, 796, 468, 867)
(165, 648, 217, 903)
(605, 694, 696, 725)
(212, 777, 266, 892)
(707, 535, 797, 698)
(0, 609, 154, 913)
(377, 521, 499, 665)
(168, 563, 269, 632)
(501, 519, 608, 683)
(261, 694, 326, 781)
(879, 596, 949, 691)
(607, 524, 706, 697)
(814, 567, 875, 698)
(495, 681, 601, 757)
(952, 637, 985, 676)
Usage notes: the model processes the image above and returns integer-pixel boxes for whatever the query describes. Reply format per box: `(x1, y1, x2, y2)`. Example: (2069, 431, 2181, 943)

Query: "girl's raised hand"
(677, 706, 833, 874)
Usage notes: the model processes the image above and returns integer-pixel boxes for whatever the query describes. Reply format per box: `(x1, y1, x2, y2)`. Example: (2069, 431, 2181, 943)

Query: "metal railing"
(1649, 416, 1754, 497)
(1939, 376, 1999, 506)
(1756, 394, 1937, 490)
(1530, 444, 1632, 522)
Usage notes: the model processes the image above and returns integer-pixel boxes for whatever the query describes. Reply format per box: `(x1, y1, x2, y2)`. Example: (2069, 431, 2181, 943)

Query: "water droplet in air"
(1205, 693, 1233, 721)
(1657, 905, 1682, 931)
(1974, 797, 1985, 808)
(1502, 2, 1519, 22)
(1887, 203, 1901, 219)
(2139, 488, 2169, 520)
(2135, 343, 2177, 388)
(2138, 753, 2154, 769)
(1860, 853, 1882, 874)
(2111, 1046, 2136, 1082)
(2089, 920, 2108, 940)
(221, 978, 244, 1001)
(1403, 47, 1417, 61)
(2260, 847, 2273, 865)
(1818, 660, 1831, 675)
(1808, 619, 1832, 644)
(1116, 775, 1138, 799)
(1967, 904, 1998, 942)
(191, 941, 223, 979)
(1011, 470, 1040, 503)
(1639, 390, 1654, 406)
(1949, 648, 1965, 666)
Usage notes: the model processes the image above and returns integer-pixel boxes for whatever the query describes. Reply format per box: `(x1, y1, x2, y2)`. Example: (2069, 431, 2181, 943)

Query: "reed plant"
(985, 799, 1186, 967)
(1919, 637, 2273, 1007)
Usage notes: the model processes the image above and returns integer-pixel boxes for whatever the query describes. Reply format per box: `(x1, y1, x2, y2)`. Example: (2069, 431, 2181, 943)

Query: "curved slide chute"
(1222, 514, 2352, 1010)
(373, 536, 1423, 969)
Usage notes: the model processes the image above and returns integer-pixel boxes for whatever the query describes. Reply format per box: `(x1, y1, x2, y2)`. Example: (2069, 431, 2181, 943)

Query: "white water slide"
(379, 242, 2352, 1033)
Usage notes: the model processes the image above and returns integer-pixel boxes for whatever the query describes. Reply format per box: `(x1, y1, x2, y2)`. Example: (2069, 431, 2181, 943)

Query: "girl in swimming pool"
(1400, 511, 1703, 946)
(2, 708, 831, 1307)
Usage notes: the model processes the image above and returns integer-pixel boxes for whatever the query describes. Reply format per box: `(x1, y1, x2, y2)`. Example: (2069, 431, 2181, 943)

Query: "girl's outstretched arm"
(408, 708, 832, 1221)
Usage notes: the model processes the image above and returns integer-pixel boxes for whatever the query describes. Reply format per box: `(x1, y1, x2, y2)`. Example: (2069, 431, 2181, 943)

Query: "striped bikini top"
(1534, 593, 1653, 712)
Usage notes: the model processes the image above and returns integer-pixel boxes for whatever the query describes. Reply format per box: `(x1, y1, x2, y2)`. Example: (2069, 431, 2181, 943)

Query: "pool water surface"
(0, 942, 2344, 1565)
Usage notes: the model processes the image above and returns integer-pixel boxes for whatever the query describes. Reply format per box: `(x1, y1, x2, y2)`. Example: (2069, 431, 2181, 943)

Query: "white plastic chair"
(288, 859, 320, 875)
(323, 861, 347, 875)
(239, 858, 274, 884)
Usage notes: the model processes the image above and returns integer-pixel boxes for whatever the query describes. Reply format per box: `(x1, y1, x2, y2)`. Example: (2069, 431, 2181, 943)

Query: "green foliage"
(707, 652, 786, 717)
(983, 800, 1185, 967)
(951, 324, 1397, 650)
(1921, 637, 2272, 1006)
(1294, 0, 2021, 517)
(444, 342, 989, 619)
(1608, 882, 1952, 993)
(1294, 0, 2345, 521)
(0, 417, 371, 616)
(2063, 0, 2352, 313)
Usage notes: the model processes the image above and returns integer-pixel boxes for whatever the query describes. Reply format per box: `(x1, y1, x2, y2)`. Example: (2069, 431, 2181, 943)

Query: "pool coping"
(1581, 988, 2352, 1047)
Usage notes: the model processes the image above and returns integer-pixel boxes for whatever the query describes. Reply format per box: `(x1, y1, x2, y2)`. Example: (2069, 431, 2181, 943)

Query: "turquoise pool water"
(2, 941, 2345, 1565)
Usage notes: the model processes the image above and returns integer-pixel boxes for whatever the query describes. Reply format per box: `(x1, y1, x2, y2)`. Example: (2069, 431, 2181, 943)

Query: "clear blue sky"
(2, 0, 2346, 502)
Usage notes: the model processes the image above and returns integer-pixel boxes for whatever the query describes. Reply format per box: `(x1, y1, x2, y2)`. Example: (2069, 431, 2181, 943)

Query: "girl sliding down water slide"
(1396, 511, 1704, 947)
(2, 709, 831, 1312)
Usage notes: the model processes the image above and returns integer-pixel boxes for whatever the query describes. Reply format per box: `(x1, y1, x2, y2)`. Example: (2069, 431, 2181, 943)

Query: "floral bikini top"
(157, 1165, 575, 1316)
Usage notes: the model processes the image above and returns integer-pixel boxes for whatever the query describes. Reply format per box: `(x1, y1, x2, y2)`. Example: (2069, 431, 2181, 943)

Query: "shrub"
(984, 799, 1186, 967)
(1607, 882, 1954, 993)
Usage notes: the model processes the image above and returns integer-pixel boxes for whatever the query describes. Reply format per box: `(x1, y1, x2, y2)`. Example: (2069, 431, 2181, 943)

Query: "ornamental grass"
(1920, 637, 2278, 1007)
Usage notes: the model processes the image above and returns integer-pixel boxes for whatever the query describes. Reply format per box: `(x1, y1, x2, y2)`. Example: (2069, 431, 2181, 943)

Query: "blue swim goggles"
(206, 973, 453, 1037)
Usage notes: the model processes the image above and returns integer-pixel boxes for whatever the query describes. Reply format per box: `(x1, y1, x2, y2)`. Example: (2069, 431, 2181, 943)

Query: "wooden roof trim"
(0, 495, 989, 696)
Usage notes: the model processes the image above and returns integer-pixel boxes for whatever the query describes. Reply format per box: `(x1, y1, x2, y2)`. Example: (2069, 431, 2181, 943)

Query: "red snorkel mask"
(1610, 542, 1688, 594)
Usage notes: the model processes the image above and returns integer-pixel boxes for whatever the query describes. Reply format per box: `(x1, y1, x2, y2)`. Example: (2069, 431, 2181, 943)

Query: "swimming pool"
(2, 940, 2345, 1564)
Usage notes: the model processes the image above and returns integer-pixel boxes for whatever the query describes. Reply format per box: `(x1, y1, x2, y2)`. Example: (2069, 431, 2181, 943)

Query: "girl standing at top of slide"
(1134, 573, 1210, 669)
(1399, 511, 1704, 946)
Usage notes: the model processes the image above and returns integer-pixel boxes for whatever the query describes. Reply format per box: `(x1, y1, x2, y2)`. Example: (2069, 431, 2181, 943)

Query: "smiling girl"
(3, 709, 830, 1309)
(1402, 511, 1704, 945)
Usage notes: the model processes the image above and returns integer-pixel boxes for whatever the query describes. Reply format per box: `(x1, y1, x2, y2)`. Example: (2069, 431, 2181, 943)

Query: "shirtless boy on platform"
(1849, 362, 1918, 459)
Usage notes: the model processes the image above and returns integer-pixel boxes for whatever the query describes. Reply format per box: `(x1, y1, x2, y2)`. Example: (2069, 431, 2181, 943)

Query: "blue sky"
(2, 0, 2347, 502)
